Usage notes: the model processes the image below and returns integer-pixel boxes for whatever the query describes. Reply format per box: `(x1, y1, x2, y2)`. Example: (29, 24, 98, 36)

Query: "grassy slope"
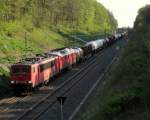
(0, 24, 70, 62)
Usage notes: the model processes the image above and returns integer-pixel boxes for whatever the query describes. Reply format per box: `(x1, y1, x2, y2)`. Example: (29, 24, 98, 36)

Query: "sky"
(97, 0, 150, 28)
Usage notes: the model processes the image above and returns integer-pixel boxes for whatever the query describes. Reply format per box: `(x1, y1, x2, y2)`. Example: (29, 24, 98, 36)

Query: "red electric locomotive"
(10, 47, 78, 94)
(10, 57, 57, 93)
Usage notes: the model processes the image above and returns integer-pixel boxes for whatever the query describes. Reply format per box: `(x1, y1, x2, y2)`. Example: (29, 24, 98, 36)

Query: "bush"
(3, 21, 22, 36)
(101, 86, 143, 119)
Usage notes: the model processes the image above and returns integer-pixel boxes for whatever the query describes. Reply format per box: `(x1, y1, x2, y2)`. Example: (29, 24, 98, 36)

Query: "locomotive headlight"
(28, 81, 32, 84)
(11, 81, 15, 84)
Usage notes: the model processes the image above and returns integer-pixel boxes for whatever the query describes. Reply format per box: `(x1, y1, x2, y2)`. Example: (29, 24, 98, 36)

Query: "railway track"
(0, 90, 56, 120)
(0, 97, 27, 112)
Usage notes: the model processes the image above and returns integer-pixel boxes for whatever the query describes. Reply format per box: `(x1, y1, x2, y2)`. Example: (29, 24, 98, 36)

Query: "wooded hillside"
(0, 0, 117, 33)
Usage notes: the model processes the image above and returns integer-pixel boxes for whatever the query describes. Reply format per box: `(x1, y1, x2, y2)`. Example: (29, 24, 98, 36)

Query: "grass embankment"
(76, 5, 150, 120)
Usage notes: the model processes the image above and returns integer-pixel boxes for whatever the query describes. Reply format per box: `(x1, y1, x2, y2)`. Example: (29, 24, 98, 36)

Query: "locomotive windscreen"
(11, 66, 31, 74)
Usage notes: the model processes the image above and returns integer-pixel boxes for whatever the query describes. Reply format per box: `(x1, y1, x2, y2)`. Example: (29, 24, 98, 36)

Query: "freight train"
(10, 33, 125, 94)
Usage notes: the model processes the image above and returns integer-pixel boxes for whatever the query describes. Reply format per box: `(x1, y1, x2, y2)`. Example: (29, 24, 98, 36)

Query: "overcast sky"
(97, 0, 150, 27)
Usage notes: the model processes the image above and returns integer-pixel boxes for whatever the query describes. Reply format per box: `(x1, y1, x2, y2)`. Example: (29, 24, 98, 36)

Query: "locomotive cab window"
(11, 66, 30, 73)
(51, 61, 55, 67)
(22, 67, 31, 73)
(12, 67, 20, 73)
(54, 60, 56, 66)
(40, 61, 54, 72)
(40, 64, 44, 72)
(48, 62, 51, 68)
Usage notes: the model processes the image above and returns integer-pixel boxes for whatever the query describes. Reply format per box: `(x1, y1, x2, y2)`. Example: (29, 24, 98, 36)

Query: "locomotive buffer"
(57, 97, 67, 120)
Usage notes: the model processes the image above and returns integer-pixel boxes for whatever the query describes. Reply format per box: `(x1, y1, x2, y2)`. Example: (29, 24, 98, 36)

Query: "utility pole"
(24, 32, 28, 59)
(104, 28, 107, 38)
(24, 31, 31, 58)
(104, 20, 107, 38)
(25, 32, 27, 49)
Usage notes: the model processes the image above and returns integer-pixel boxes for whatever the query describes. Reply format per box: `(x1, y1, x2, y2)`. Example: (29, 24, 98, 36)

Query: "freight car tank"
(85, 39, 105, 52)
